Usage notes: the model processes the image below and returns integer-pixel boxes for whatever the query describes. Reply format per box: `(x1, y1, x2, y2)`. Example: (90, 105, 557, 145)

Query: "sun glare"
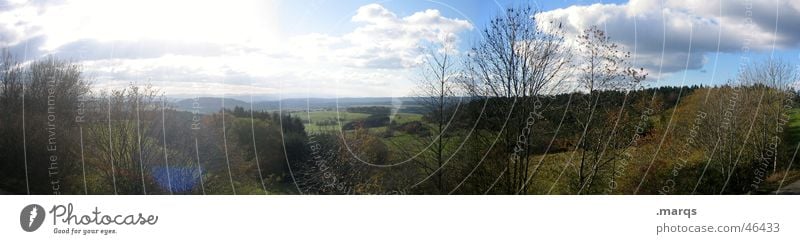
(36, 0, 279, 51)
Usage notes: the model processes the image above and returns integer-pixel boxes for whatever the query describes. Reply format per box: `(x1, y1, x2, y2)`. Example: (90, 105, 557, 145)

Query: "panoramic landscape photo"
(1, 0, 800, 195)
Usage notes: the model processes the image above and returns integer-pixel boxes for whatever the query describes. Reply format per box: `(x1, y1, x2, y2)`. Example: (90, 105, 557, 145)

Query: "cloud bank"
(536, 0, 800, 75)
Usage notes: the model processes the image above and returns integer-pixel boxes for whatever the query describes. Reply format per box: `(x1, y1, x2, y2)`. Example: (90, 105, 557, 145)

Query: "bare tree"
(85, 84, 172, 194)
(668, 59, 799, 194)
(0, 50, 27, 193)
(738, 59, 798, 175)
(701, 59, 799, 193)
(571, 26, 646, 193)
(0, 53, 91, 194)
(462, 5, 572, 194)
(410, 40, 462, 193)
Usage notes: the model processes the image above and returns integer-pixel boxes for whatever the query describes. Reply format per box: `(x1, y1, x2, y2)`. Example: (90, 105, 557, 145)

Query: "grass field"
(290, 110, 366, 132)
(391, 113, 423, 124)
(787, 108, 800, 146)
(752, 108, 800, 193)
(290, 110, 426, 133)
(291, 110, 371, 123)
(291, 110, 426, 133)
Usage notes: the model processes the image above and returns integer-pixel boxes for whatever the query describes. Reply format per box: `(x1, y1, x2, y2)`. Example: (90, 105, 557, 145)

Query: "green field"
(290, 110, 426, 133)
(291, 110, 370, 122)
(787, 108, 800, 146)
(391, 113, 423, 124)
(293, 110, 366, 132)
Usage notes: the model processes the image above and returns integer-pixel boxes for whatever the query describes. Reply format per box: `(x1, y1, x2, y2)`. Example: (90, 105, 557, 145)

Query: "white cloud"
(535, 0, 800, 76)
(0, 1, 45, 47)
(1, 2, 473, 97)
(292, 3, 473, 69)
(352, 3, 398, 24)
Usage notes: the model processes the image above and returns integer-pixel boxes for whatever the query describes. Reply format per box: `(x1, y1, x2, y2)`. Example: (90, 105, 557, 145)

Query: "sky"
(1, 0, 799, 99)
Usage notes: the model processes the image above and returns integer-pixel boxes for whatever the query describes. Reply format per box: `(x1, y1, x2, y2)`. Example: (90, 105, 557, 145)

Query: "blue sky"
(1, 0, 799, 98)
(280, 0, 800, 89)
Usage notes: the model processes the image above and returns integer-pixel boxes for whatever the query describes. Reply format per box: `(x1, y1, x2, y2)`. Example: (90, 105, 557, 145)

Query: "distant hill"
(172, 97, 425, 114)
(266, 97, 420, 111)
(173, 97, 251, 114)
